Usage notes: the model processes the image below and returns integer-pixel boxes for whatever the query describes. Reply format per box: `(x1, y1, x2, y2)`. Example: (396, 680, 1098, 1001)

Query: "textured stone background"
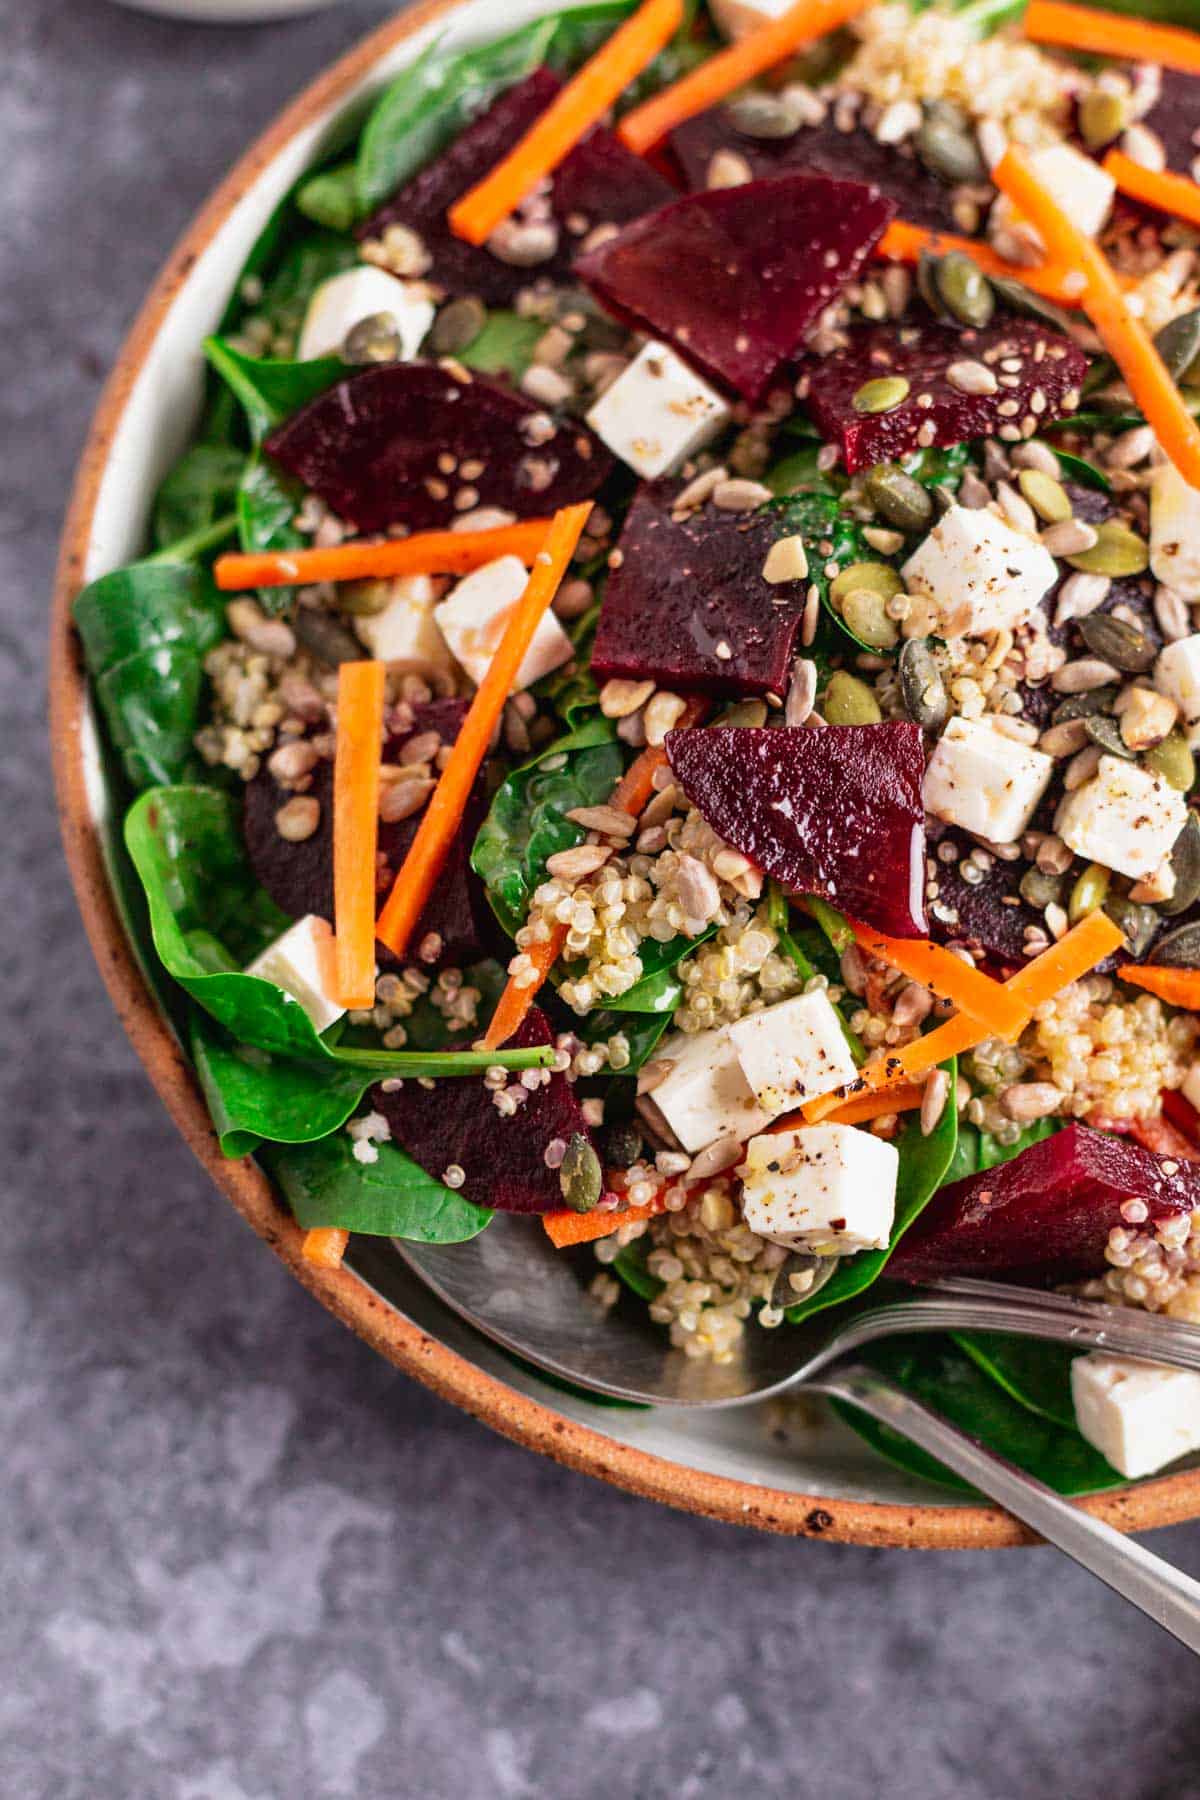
(7, 2, 1200, 1794)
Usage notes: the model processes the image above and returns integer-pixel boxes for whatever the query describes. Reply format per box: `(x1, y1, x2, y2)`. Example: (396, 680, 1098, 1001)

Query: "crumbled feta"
(991, 144, 1115, 249)
(901, 505, 1059, 639)
(297, 266, 434, 363)
(923, 716, 1054, 845)
(740, 1124, 899, 1255)
(244, 915, 345, 1035)
(433, 554, 572, 692)
(586, 340, 731, 481)
(1155, 633, 1200, 749)
(708, 0, 794, 38)
(1071, 1353, 1200, 1479)
(1150, 461, 1200, 602)
(729, 991, 857, 1116)
(352, 573, 453, 676)
(650, 1024, 771, 1153)
(1055, 754, 1187, 881)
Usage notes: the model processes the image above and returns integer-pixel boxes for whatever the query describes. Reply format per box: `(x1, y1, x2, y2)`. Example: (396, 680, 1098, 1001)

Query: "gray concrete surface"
(5, 3, 1200, 1794)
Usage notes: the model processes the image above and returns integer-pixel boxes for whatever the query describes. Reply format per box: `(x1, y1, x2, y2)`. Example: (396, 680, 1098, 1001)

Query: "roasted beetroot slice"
(888, 1123, 1200, 1284)
(358, 68, 675, 307)
(802, 319, 1088, 472)
(575, 175, 895, 405)
(667, 723, 928, 937)
(264, 363, 611, 533)
(243, 700, 489, 966)
(1142, 69, 1200, 176)
(670, 107, 960, 232)
(590, 482, 812, 697)
(371, 1010, 592, 1213)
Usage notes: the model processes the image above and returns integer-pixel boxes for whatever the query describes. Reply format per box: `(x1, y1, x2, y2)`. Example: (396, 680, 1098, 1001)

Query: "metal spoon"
(392, 1217, 1200, 1651)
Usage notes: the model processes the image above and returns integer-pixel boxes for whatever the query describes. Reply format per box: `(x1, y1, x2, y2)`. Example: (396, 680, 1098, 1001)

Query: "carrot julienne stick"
(1103, 150, 1200, 232)
(848, 918, 1028, 1040)
(214, 520, 554, 592)
(1117, 965, 1200, 1008)
(302, 1226, 350, 1269)
(449, 0, 683, 246)
(1023, 0, 1200, 76)
(376, 502, 592, 958)
(617, 0, 871, 156)
(333, 660, 386, 1009)
(994, 147, 1200, 488)
(875, 219, 1084, 310)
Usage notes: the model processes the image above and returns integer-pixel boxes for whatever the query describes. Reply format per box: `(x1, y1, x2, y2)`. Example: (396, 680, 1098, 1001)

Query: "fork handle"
(811, 1359, 1200, 1655)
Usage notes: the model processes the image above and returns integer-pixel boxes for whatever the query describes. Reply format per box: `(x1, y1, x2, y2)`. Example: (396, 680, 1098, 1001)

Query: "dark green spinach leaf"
(951, 1331, 1079, 1429)
(295, 163, 361, 233)
(153, 444, 247, 548)
(766, 493, 880, 654)
(191, 1007, 368, 1158)
(204, 336, 344, 443)
(267, 1132, 493, 1241)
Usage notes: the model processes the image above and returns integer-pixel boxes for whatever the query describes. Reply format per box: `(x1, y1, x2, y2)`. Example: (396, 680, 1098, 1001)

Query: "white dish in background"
(109, 0, 341, 21)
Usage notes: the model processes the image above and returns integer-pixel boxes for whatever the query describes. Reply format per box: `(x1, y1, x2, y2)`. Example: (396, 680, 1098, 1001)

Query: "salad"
(74, 0, 1200, 1496)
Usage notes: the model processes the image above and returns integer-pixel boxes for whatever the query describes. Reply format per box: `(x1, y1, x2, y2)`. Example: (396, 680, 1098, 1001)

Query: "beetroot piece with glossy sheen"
(924, 823, 1046, 971)
(575, 175, 896, 404)
(590, 483, 812, 697)
(1143, 69, 1200, 176)
(666, 723, 928, 937)
(670, 107, 960, 233)
(242, 700, 490, 966)
(265, 363, 611, 533)
(372, 1010, 593, 1213)
(358, 69, 676, 307)
(889, 1123, 1200, 1283)
(801, 319, 1088, 472)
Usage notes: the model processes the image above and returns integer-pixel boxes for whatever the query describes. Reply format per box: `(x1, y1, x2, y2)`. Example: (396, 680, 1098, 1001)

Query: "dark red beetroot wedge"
(670, 107, 960, 233)
(243, 700, 490, 967)
(590, 482, 811, 697)
(666, 723, 928, 937)
(575, 175, 896, 405)
(264, 363, 610, 533)
(889, 1122, 1200, 1284)
(1142, 69, 1200, 176)
(358, 69, 676, 307)
(802, 319, 1088, 472)
(925, 823, 1047, 971)
(371, 1010, 593, 1213)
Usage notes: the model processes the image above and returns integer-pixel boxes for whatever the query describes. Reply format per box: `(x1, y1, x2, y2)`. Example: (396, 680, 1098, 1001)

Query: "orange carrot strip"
(376, 503, 592, 957)
(770, 1083, 926, 1131)
(450, 0, 683, 245)
(617, 0, 871, 156)
(214, 520, 554, 592)
(1117, 965, 1200, 1008)
(849, 918, 1028, 1040)
(875, 219, 1085, 309)
(609, 695, 708, 816)
(994, 147, 1200, 487)
(1024, 0, 1200, 76)
(543, 1190, 666, 1247)
(333, 660, 386, 1009)
(1103, 150, 1200, 232)
(302, 1226, 349, 1269)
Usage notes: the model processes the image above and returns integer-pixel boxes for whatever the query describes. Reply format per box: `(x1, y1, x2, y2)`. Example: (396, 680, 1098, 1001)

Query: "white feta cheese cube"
(651, 1024, 771, 1153)
(244, 914, 345, 1036)
(740, 1124, 899, 1255)
(1055, 754, 1187, 881)
(1071, 1353, 1200, 1479)
(901, 505, 1059, 639)
(729, 991, 857, 1116)
(1150, 461, 1200, 602)
(923, 716, 1054, 845)
(1155, 633, 1200, 749)
(991, 143, 1115, 249)
(352, 574, 453, 677)
(433, 555, 572, 692)
(708, 0, 794, 38)
(586, 340, 731, 481)
(297, 266, 434, 363)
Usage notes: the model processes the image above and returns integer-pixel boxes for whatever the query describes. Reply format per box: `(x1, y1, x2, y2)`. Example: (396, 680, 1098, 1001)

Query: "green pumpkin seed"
(1084, 714, 1136, 759)
(1068, 861, 1111, 924)
(933, 251, 995, 330)
(1145, 730, 1196, 793)
(559, 1133, 603, 1212)
(822, 670, 883, 724)
(916, 112, 984, 186)
(292, 609, 364, 665)
(1076, 612, 1156, 672)
(429, 295, 487, 356)
(1052, 686, 1119, 725)
(864, 463, 934, 532)
(338, 579, 395, 618)
(988, 275, 1078, 334)
(1020, 868, 1064, 909)
(1152, 920, 1200, 967)
(1078, 89, 1130, 150)
(1161, 813, 1200, 916)
(600, 1121, 644, 1169)
(852, 376, 911, 415)
(840, 591, 900, 651)
(1105, 895, 1160, 958)
(342, 311, 402, 364)
(916, 249, 944, 319)
(829, 561, 903, 605)
(898, 637, 948, 730)
(1065, 521, 1150, 578)
(1155, 308, 1200, 388)
(721, 699, 769, 729)
(1017, 469, 1072, 523)
(727, 90, 801, 138)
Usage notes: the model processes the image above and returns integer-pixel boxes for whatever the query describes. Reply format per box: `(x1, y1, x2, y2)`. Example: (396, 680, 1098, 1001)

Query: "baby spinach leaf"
(204, 336, 344, 443)
(1048, 447, 1111, 493)
(534, 599, 602, 730)
(978, 1116, 1061, 1170)
(97, 647, 211, 791)
(153, 444, 247, 548)
(459, 310, 545, 381)
(471, 717, 623, 937)
(786, 1059, 959, 1322)
(611, 1240, 663, 1301)
(237, 451, 308, 616)
(579, 1007, 670, 1070)
(951, 1331, 1079, 1429)
(74, 560, 226, 676)
(766, 444, 842, 499)
(944, 1118, 981, 1185)
(249, 230, 359, 348)
(766, 493, 881, 654)
(267, 1132, 493, 1242)
(295, 163, 361, 233)
(599, 925, 720, 1015)
(191, 1007, 368, 1158)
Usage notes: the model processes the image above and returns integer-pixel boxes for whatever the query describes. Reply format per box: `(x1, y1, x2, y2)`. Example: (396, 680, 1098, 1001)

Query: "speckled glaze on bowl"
(49, 0, 1200, 1547)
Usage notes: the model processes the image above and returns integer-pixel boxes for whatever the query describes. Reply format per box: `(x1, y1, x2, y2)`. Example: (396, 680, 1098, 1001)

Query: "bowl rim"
(48, 0, 1200, 1549)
